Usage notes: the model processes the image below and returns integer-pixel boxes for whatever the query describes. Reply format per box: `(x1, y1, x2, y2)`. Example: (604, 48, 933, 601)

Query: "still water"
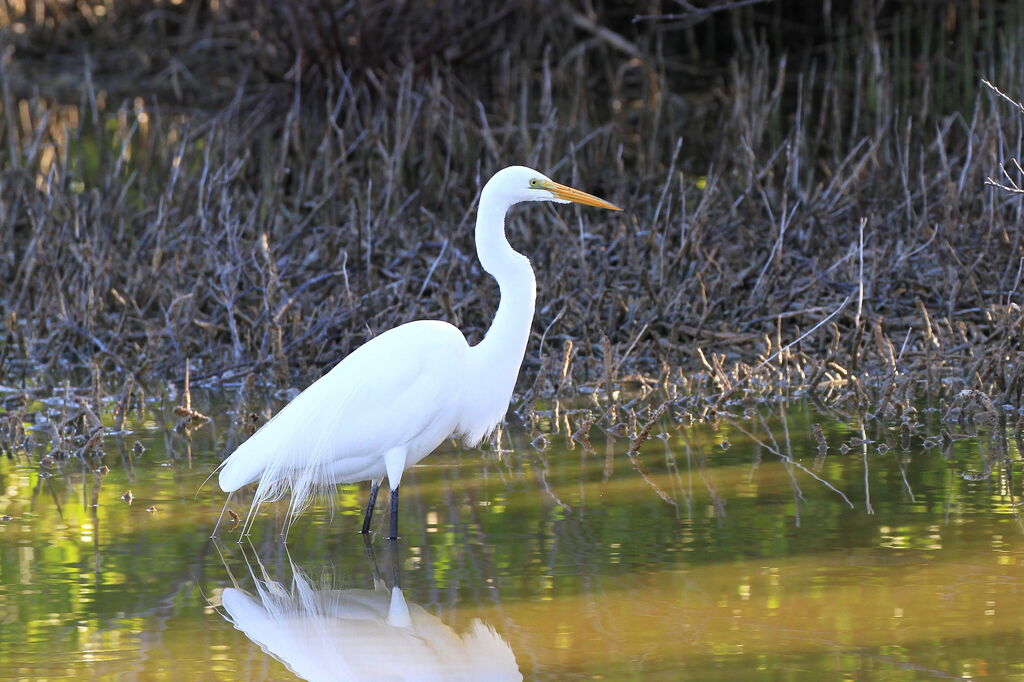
(2, 394, 1024, 680)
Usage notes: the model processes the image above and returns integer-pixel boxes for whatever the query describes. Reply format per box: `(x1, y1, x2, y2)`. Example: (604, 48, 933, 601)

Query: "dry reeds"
(0, 1, 1023, 424)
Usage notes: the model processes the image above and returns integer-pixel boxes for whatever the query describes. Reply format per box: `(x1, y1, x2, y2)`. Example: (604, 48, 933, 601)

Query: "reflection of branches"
(771, 409, 804, 525)
(859, 423, 874, 515)
(84, 538, 218, 665)
(891, 452, 916, 503)
(957, 418, 1024, 535)
(116, 436, 137, 483)
(960, 413, 1013, 483)
(727, 418, 854, 509)
(602, 433, 615, 482)
(506, 421, 572, 513)
(31, 473, 64, 519)
(1004, 458, 1024, 538)
(416, 469, 536, 674)
(680, 430, 725, 520)
(625, 405, 678, 514)
(625, 448, 679, 514)
(531, 452, 572, 512)
(662, 438, 692, 521)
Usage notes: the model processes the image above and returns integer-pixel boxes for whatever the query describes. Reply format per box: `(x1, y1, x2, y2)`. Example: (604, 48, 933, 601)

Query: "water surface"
(2, 395, 1023, 680)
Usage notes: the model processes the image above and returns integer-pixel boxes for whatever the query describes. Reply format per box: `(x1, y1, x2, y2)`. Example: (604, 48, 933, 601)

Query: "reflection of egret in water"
(215, 541, 522, 682)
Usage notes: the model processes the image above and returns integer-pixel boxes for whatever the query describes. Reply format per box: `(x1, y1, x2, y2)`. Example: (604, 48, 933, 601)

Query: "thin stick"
(211, 490, 234, 538)
(754, 295, 852, 371)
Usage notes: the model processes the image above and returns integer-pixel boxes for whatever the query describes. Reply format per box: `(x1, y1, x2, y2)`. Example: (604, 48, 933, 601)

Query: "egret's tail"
(217, 378, 359, 535)
(219, 430, 339, 538)
(218, 442, 269, 492)
(218, 421, 306, 495)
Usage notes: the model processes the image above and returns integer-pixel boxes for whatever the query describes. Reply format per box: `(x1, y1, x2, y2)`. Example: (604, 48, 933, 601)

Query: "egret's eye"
(529, 178, 541, 188)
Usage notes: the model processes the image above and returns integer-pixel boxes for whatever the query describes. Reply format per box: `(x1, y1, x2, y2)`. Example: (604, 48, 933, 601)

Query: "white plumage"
(216, 165, 621, 538)
(219, 321, 471, 522)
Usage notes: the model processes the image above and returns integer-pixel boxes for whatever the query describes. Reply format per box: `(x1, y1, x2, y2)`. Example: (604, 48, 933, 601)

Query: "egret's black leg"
(360, 480, 381, 534)
(387, 485, 400, 540)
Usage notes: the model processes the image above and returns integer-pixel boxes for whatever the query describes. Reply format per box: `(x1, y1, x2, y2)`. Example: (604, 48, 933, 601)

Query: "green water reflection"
(2, 396, 1024, 680)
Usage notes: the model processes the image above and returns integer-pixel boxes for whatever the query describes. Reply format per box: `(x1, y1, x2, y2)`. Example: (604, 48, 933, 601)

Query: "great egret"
(217, 165, 621, 539)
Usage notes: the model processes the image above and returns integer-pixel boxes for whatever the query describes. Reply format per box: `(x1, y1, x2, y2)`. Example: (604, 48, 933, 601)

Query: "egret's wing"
(218, 321, 468, 503)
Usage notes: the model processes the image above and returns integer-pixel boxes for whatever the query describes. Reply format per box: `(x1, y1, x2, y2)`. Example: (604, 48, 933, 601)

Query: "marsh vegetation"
(0, 1, 1022, 417)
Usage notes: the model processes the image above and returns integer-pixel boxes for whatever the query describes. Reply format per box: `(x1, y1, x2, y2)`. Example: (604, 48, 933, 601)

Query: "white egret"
(217, 165, 622, 539)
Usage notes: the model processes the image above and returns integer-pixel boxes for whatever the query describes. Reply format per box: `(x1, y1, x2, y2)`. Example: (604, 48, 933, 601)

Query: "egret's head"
(486, 165, 622, 211)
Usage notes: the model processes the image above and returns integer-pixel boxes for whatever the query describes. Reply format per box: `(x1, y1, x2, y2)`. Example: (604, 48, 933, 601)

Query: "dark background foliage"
(1, 0, 1023, 410)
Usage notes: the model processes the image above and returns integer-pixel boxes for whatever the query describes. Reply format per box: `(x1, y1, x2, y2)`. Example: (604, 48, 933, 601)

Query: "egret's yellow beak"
(545, 181, 623, 211)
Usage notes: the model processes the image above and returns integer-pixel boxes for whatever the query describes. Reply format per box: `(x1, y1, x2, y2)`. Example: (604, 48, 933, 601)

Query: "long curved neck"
(474, 188, 537, 363)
